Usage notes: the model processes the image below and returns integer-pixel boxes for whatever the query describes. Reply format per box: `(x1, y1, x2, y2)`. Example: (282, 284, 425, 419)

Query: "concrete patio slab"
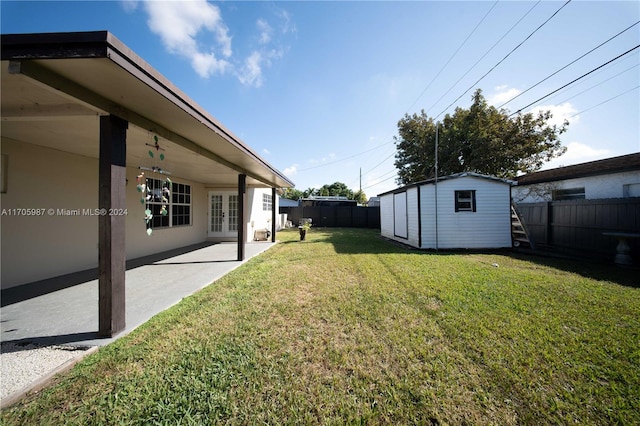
(1, 241, 275, 348)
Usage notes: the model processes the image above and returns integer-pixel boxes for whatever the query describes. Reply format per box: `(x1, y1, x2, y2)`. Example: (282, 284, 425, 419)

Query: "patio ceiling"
(1, 31, 294, 189)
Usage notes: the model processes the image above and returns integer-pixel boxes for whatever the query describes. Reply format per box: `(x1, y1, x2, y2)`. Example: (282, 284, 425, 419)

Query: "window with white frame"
(146, 178, 191, 229)
(454, 190, 476, 212)
(171, 182, 191, 226)
(262, 193, 273, 211)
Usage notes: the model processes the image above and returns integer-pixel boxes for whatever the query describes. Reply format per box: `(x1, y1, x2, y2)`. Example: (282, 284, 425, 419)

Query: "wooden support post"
(271, 187, 277, 242)
(237, 174, 246, 261)
(98, 115, 128, 337)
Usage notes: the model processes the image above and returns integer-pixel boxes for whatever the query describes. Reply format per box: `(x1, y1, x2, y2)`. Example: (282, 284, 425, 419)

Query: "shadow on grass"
(509, 251, 639, 289)
(314, 228, 639, 289)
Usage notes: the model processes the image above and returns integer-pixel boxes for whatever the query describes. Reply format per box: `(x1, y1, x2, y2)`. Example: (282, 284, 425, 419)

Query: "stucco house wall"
(513, 170, 640, 202)
(247, 187, 278, 240)
(513, 153, 640, 202)
(1, 138, 207, 289)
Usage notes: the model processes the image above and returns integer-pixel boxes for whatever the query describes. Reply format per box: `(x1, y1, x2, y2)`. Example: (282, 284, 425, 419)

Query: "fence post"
(543, 201, 551, 246)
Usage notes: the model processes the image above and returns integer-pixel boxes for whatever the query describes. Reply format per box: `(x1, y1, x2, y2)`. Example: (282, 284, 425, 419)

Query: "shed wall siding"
(379, 190, 420, 248)
(419, 176, 511, 249)
(379, 194, 394, 239)
(406, 187, 420, 248)
(419, 185, 436, 248)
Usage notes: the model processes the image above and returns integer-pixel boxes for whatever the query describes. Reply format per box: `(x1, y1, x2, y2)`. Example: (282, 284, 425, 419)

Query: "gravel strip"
(1, 342, 92, 401)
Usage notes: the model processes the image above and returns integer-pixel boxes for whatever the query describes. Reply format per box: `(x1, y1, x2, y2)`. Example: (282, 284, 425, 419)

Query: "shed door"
(394, 192, 408, 239)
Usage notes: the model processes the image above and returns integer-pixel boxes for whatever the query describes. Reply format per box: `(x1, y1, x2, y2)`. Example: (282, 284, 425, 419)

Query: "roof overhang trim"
(1, 31, 294, 189)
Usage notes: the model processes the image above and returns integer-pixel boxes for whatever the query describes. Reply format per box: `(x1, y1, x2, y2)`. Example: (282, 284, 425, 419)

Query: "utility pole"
(435, 122, 439, 252)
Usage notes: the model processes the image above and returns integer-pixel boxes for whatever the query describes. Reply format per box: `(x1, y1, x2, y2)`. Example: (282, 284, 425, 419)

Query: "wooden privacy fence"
(280, 206, 381, 229)
(516, 198, 640, 259)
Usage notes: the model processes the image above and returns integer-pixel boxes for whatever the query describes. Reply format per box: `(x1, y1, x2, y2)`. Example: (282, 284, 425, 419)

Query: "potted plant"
(298, 219, 312, 241)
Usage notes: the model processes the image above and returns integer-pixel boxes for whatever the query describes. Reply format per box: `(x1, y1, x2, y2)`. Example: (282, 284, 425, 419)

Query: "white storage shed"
(379, 172, 514, 249)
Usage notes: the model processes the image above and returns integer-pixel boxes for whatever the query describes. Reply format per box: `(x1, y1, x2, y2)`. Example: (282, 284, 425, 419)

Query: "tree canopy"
(394, 89, 568, 185)
(281, 183, 367, 204)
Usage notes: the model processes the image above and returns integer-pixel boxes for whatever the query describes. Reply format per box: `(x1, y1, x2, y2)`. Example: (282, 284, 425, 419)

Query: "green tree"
(353, 190, 368, 205)
(318, 182, 354, 199)
(281, 188, 304, 200)
(303, 188, 317, 198)
(394, 89, 568, 185)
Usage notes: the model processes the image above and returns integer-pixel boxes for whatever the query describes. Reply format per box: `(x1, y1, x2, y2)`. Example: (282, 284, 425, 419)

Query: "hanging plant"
(141, 133, 171, 237)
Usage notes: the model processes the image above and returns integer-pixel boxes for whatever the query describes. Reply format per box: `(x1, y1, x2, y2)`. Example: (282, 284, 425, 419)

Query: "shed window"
(455, 190, 476, 212)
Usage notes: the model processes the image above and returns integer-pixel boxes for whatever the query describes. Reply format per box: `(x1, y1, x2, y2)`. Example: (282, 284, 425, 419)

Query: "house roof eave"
(1, 31, 294, 189)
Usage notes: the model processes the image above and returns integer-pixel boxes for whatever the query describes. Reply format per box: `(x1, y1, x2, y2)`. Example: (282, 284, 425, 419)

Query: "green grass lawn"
(2, 228, 639, 425)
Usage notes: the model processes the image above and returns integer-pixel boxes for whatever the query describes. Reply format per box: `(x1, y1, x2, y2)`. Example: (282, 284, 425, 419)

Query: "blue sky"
(2, 1, 639, 197)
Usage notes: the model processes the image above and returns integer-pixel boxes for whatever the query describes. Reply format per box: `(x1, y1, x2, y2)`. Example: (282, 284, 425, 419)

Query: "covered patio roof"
(1, 31, 294, 189)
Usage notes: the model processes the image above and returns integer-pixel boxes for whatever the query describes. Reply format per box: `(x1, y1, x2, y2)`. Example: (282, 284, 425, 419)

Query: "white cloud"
(488, 86, 522, 107)
(238, 51, 264, 88)
(120, 0, 138, 13)
(263, 148, 271, 155)
(543, 141, 611, 169)
(558, 142, 610, 161)
(257, 19, 272, 44)
(283, 165, 297, 176)
(143, 0, 231, 78)
(277, 9, 296, 36)
(236, 19, 287, 87)
(529, 102, 579, 127)
(137, 1, 292, 86)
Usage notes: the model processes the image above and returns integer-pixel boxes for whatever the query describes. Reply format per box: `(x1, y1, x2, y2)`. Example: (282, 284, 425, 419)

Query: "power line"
(434, 0, 572, 120)
(406, 1, 499, 113)
(354, 167, 397, 191)
(296, 139, 391, 172)
(553, 62, 639, 106)
(568, 85, 640, 119)
(498, 20, 640, 110)
(510, 44, 640, 116)
(372, 168, 398, 180)
(373, 1, 499, 189)
(362, 173, 398, 191)
(425, 1, 541, 115)
(298, 2, 501, 180)
(348, 145, 396, 188)
(295, 0, 567, 190)
(542, 53, 639, 104)
(361, 150, 397, 177)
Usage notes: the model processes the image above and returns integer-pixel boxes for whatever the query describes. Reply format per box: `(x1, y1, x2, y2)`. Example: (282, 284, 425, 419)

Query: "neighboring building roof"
(516, 152, 640, 186)
(378, 172, 514, 197)
(278, 197, 299, 207)
(1, 31, 294, 189)
(302, 196, 351, 201)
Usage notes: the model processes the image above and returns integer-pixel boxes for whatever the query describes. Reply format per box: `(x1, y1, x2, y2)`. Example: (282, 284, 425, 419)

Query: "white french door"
(208, 192, 239, 238)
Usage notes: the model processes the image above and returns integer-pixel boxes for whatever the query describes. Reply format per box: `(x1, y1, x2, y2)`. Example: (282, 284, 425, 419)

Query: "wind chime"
(136, 134, 172, 236)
